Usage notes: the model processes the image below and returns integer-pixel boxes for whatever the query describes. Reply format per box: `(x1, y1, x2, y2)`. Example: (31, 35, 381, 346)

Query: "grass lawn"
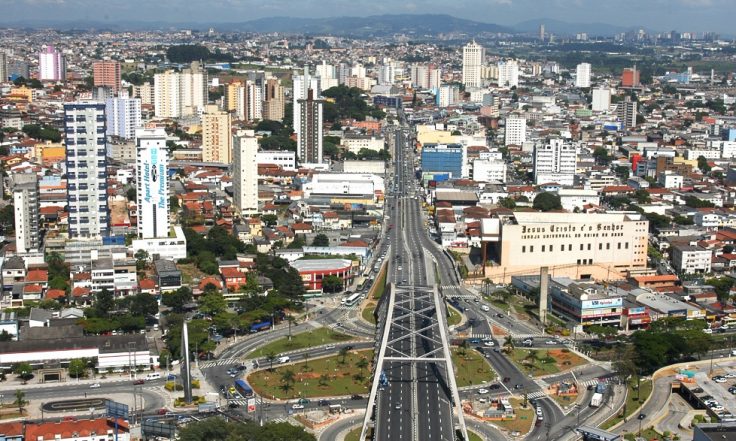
(624, 428, 664, 441)
(601, 378, 653, 430)
(248, 327, 354, 358)
(372, 265, 387, 300)
(551, 393, 577, 408)
(467, 431, 483, 441)
(345, 427, 362, 441)
(493, 398, 535, 434)
(362, 303, 376, 324)
(509, 348, 586, 377)
(452, 347, 496, 387)
(447, 305, 462, 326)
(247, 350, 373, 399)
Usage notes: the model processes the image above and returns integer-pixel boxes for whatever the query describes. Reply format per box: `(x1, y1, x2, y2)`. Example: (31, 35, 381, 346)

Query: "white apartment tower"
(135, 128, 169, 239)
(592, 87, 612, 112)
(497, 60, 519, 88)
(297, 89, 324, 164)
(153, 62, 207, 118)
(232, 133, 259, 215)
(533, 138, 578, 186)
(462, 40, 485, 88)
(105, 95, 142, 139)
(504, 117, 527, 146)
(411, 64, 441, 90)
(64, 102, 109, 238)
(13, 173, 40, 254)
(201, 104, 232, 163)
(575, 63, 591, 88)
(617, 97, 638, 129)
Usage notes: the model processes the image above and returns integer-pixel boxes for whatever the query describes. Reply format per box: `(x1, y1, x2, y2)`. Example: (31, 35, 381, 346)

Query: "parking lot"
(681, 360, 736, 422)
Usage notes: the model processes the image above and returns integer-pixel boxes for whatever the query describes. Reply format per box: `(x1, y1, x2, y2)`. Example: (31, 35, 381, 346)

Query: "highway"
(372, 126, 456, 440)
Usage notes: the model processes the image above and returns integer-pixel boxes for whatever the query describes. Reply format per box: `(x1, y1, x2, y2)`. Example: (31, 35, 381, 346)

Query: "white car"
(713, 377, 727, 383)
(477, 388, 489, 394)
(484, 340, 495, 347)
(725, 373, 736, 378)
(90, 383, 101, 388)
(291, 404, 304, 410)
(545, 340, 557, 345)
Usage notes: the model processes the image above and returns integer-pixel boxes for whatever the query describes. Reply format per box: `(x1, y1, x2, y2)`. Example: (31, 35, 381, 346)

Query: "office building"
(153, 62, 207, 118)
(504, 117, 527, 146)
(13, 173, 40, 254)
(539, 24, 545, 41)
(262, 78, 285, 121)
(64, 102, 109, 238)
(621, 66, 640, 88)
(257, 150, 296, 171)
(617, 97, 638, 128)
(93, 60, 121, 94)
(201, 104, 232, 164)
(105, 95, 141, 139)
(232, 133, 259, 215)
(575, 63, 591, 88)
(472, 159, 507, 182)
(293, 67, 321, 145)
(591, 87, 612, 112)
(135, 128, 169, 239)
(297, 89, 324, 164)
(421, 144, 464, 178)
(497, 60, 519, 88)
(38, 45, 65, 81)
(462, 40, 485, 88)
(533, 138, 577, 186)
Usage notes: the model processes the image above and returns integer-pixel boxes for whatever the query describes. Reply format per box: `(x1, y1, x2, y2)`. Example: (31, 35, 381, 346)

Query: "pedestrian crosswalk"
(199, 358, 240, 369)
(468, 333, 494, 339)
(526, 390, 547, 400)
(578, 377, 611, 388)
(440, 285, 466, 292)
(229, 400, 248, 406)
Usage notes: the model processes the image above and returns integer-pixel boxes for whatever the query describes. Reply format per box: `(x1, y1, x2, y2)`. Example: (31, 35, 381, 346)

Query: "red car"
(133, 379, 145, 385)
(157, 408, 167, 415)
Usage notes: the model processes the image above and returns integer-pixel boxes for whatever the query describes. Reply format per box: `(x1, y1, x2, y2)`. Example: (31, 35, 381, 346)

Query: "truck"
(590, 392, 603, 407)
(198, 402, 219, 413)
(250, 321, 271, 333)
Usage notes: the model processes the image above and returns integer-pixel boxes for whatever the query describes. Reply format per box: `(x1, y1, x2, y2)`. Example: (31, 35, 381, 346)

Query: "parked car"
(90, 383, 101, 388)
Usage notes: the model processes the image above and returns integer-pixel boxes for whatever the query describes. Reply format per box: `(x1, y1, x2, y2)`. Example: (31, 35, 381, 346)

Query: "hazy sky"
(1, 0, 733, 33)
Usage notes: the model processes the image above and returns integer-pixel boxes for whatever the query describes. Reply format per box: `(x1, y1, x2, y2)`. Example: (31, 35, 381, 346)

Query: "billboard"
(581, 298, 622, 309)
(247, 398, 256, 413)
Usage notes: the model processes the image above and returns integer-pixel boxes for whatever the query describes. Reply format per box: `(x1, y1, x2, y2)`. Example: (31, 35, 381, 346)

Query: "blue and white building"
(135, 128, 168, 239)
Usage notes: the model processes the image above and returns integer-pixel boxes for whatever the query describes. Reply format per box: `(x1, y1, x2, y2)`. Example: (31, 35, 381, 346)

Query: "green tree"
(632, 189, 651, 204)
(13, 363, 32, 382)
(161, 287, 193, 312)
(134, 249, 149, 272)
(338, 346, 349, 365)
(311, 234, 329, 247)
(532, 192, 562, 212)
(592, 147, 611, 164)
(178, 417, 316, 441)
(126, 187, 137, 202)
(129, 292, 159, 316)
(266, 352, 277, 371)
(498, 197, 516, 209)
(67, 358, 87, 378)
(280, 369, 296, 396)
(322, 275, 343, 293)
(0, 330, 12, 342)
(697, 156, 711, 173)
(199, 292, 227, 316)
(92, 289, 115, 318)
(261, 214, 278, 227)
(14, 390, 27, 415)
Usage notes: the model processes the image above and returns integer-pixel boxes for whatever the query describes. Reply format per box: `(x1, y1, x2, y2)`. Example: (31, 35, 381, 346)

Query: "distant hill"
(222, 14, 514, 36)
(0, 14, 514, 36)
(514, 18, 646, 37)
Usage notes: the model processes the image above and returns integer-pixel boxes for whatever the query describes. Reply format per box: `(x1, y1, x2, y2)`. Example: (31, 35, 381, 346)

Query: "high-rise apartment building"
(201, 104, 232, 163)
(592, 87, 612, 112)
(38, 45, 65, 81)
(232, 133, 259, 215)
(93, 60, 121, 94)
(617, 97, 638, 128)
(293, 67, 321, 146)
(410, 64, 441, 90)
(135, 128, 169, 239)
(153, 62, 207, 118)
(262, 78, 285, 122)
(247, 81, 263, 121)
(437, 84, 460, 108)
(132, 82, 154, 105)
(497, 60, 519, 88)
(462, 40, 485, 88)
(297, 89, 323, 164)
(504, 117, 527, 146)
(575, 63, 591, 88)
(0, 52, 7, 82)
(64, 103, 109, 238)
(533, 138, 578, 186)
(13, 173, 40, 254)
(106, 95, 142, 139)
(621, 66, 640, 88)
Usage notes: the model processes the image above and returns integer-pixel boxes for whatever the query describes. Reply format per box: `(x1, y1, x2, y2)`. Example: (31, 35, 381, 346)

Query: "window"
(569, 244, 572, 251)
(606, 243, 610, 250)
(550, 245, 553, 252)
(599, 243, 602, 250)
(530, 246, 534, 253)
(542, 245, 546, 252)
(522, 246, 526, 253)
(580, 244, 584, 251)
(625, 242, 629, 249)
(618, 243, 621, 249)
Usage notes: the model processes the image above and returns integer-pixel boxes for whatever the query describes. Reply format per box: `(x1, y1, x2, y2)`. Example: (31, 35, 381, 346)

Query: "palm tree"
(14, 390, 26, 415)
(286, 316, 294, 341)
(524, 349, 539, 366)
(318, 374, 329, 388)
(356, 358, 369, 377)
(280, 369, 296, 397)
(338, 347, 349, 365)
(482, 278, 492, 296)
(265, 352, 276, 371)
(302, 352, 310, 371)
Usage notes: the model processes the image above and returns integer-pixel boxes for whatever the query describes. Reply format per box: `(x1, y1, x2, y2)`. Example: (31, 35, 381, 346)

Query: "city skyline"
(1, 1, 734, 35)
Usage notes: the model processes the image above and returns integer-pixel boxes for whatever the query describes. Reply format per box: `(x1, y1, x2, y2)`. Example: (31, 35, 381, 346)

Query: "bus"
(234, 379, 254, 398)
(341, 292, 362, 307)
